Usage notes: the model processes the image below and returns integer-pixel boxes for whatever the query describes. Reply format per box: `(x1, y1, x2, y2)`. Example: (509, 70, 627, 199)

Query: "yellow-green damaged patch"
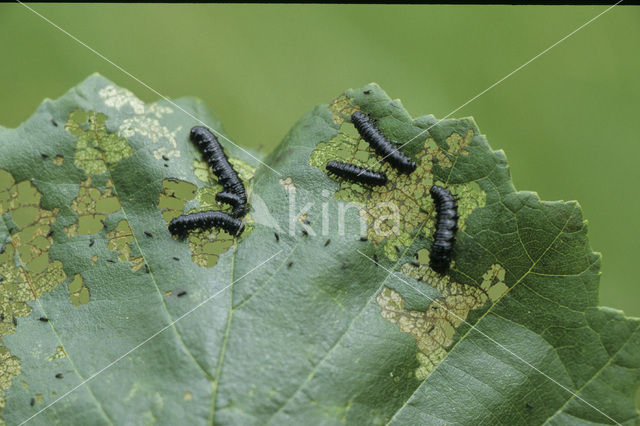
(67, 274, 90, 307)
(0, 169, 67, 415)
(66, 109, 133, 175)
(377, 264, 507, 380)
(107, 220, 144, 272)
(66, 177, 120, 237)
(48, 346, 67, 361)
(279, 177, 296, 193)
(327, 94, 359, 125)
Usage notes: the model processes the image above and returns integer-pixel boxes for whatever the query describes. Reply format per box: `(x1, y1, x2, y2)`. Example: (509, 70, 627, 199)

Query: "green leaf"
(0, 75, 638, 425)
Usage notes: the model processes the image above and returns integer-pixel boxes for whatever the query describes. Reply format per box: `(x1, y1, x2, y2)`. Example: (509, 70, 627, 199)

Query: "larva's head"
(398, 157, 417, 174)
(351, 110, 367, 123)
(429, 185, 446, 197)
(189, 126, 213, 145)
(168, 216, 187, 238)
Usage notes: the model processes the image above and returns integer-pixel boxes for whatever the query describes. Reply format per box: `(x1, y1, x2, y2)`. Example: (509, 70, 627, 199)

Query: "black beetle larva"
(351, 111, 416, 174)
(325, 160, 387, 186)
(168, 211, 244, 237)
(189, 126, 247, 205)
(428, 185, 459, 275)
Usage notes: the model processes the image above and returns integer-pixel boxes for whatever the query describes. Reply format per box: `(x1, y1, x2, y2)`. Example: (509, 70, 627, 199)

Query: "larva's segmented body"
(325, 161, 387, 186)
(351, 111, 416, 174)
(215, 191, 246, 218)
(168, 210, 245, 237)
(429, 185, 458, 275)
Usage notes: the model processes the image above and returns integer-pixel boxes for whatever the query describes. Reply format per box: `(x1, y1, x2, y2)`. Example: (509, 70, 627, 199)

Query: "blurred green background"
(1, 5, 638, 317)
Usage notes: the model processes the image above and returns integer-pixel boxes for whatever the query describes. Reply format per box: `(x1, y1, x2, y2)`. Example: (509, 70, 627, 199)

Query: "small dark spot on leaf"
(30, 397, 35, 407)
(302, 218, 311, 225)
(164, 164, 169, 168)
(324, 239, 331, 247)
(0, 313, 4, 321)
(46, 230, 54, 238)
(360, 236, 368, 242)
(106, 259, 116, 264)
(56, 153, 64, 158)
(525, 402, 534, 409)
(172, 257, 179, 261)
(39, 317, 49, 322)
(287, 262, 293, 268)
(373, 254, 379, 266)
(363, 90, 371, 95)
(12, 317, 17, 327)
(274, 232, 279, 242)
(51, 120, 58, 127)
(55, 373, 63, 379)
(144, 264, 150, 274)
(100, 219, 106, 227)
(410, 260, 420, 267)
(162, 155, 169, 161)
(144, 231, 153, 238)
(89, 238, 95, 247)
(428, 325, 435, 333)
(394, 246, 401, 254)
(177, 291, 187, 297)
(301, 230, 308, 236)
(341, 262, 348, 270)
(41, 153, 49, 159)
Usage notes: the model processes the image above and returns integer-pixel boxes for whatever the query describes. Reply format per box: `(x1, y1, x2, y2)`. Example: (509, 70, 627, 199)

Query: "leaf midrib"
(209, 239, 303, 424)
(208, 243, 236, 425)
